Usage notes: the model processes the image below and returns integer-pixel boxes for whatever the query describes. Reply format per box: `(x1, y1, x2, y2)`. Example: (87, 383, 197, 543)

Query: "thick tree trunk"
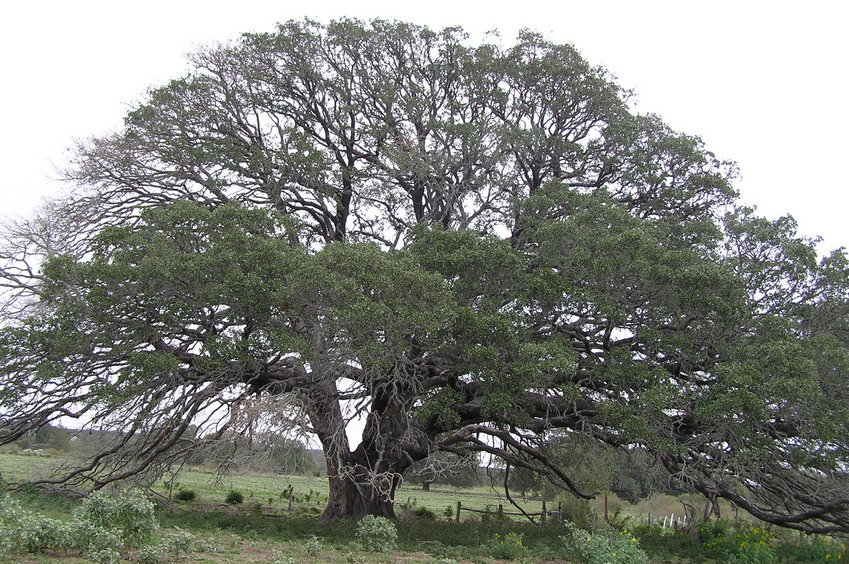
(305, 376, 425, 520)
(304, 378, 407, 520)
(320, 464, 400, 521)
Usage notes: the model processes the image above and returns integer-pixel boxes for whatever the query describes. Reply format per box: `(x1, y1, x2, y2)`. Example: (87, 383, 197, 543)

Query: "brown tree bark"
(305, 378, 407, 520)
(320, 464, 399, 521)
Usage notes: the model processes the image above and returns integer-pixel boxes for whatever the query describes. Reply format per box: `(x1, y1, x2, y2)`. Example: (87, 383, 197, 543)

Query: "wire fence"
(454, 499, 692, 531)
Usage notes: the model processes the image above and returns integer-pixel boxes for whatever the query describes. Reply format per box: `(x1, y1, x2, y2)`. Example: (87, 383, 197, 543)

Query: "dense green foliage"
(354, 515, 398, 552)
(560, 522, 650, 564)
(0, 18, 848, 532)
(0, 491, 154, 562)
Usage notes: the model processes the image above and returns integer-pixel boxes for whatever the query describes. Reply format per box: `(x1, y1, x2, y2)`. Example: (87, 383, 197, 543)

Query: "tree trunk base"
(320, 470, 398, 521)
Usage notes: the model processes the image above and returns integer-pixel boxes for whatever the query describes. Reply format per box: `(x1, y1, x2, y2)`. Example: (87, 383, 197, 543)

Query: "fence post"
(558, 501, 562, 523)
(541, 500, 546, 524)
(497, 504, 504, 520)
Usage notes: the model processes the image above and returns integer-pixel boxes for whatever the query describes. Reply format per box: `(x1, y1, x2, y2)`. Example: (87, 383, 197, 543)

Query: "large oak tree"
(1, 19, 848, 531)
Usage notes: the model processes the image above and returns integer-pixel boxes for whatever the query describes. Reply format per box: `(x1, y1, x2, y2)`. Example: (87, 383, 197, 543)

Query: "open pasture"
(0, 452, 545, 520)
(0, 452, 718, 527)
(156, 465, 547, 522)
(3, 452, 845, 564)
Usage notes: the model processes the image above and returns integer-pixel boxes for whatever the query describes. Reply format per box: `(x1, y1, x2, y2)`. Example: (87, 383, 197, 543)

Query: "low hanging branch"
(503, 463, 539, 526)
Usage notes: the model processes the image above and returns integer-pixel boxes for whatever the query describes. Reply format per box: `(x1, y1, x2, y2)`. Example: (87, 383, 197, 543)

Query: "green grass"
(0, 451, 59, 483)
(0, 452, 723, 531)
(3, 453, 842, 563)
(0, 451, 543, 519)
(155, 462, 547, 521)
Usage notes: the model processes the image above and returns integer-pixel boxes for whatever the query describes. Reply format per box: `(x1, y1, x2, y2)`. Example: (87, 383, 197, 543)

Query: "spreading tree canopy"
(1, 19, 849, 530)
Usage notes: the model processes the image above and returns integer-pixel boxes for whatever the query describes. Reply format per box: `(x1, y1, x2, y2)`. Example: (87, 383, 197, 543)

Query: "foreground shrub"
(698, 520, 779, 563)
(355, 515, 398, 552)
(74, 490, 157, 548)
(778, 534, 847, 563)
(561, 521, 650, 564)
(0, 496, 76, 553)
(158, 526, 195, 558)
(698, 520, 846, 564)
(304, 535, 323, 557)
(0, 493, 125, 561)
(137, 544, 163, 564)
(483, 531, 526, 560)
(629, 523, 706, 560)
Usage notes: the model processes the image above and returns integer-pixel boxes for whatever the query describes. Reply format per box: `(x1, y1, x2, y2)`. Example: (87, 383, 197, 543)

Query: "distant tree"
(1, 19, 848, 531)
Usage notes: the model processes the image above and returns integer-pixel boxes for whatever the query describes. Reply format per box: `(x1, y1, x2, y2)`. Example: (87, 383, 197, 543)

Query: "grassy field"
(0, 452, 546, 520)
(1, 452, 844, 563)
(160, 467, 547, 520)
(0, 451, 694, 526)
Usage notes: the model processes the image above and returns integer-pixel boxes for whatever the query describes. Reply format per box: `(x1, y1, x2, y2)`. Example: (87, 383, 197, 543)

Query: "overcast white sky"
(1, 1, 846, 252)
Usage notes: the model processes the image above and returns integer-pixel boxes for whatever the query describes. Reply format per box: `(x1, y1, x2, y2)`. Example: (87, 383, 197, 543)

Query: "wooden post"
(604, 495, 609, 523)
(558, 501, 562, 523)
(497, 504, 504, 520)
(541, 500, 547, 523)
(455, 501, 461, 522)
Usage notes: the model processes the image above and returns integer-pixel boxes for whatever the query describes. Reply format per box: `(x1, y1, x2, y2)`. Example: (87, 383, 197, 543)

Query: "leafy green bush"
(137, 544, 163, 564)
(304, 535, 323, 557)
(0, 492, 128, 561)
(345, 551, 367, 564)
(355, 515, 398, 552)
(87, 545, 121, 564)
(698, 520, 779, 564)
(0, 496, 76, 553)
(175, 488, 197, 502)
(226, 490, 245, 504)
(74, 490, 157, 548)
(560, 521, 650, 564)
(75, 522, 122, 555)
(158, 526, 195, 558)
(408, 506, 437, 520)
(697, 517, 734, 554)
(730, 525, 777, 564)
